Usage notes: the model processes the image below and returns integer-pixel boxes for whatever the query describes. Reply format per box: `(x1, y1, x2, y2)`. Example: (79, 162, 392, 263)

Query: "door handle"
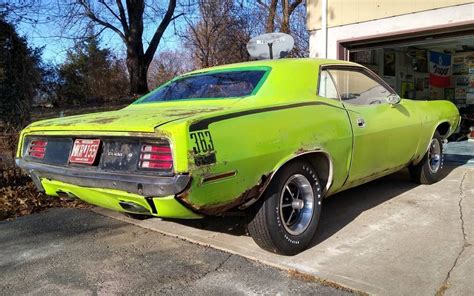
(356, 118, 366, 128)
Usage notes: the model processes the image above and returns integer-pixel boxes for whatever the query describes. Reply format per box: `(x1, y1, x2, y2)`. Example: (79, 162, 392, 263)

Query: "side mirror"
(387, 94, 401, 105)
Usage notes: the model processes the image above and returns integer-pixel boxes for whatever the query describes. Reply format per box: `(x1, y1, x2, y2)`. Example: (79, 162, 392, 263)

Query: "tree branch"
(78, 0, 126, 42)
(289, 0, 304, 16)
(170, 12, 185, 22)
(98, 0, 120, 22)
(257, 0, 278, 33)
(115, 0, 129, 35)
(98, 0, 129, 35)
(144, 0, 177, 65)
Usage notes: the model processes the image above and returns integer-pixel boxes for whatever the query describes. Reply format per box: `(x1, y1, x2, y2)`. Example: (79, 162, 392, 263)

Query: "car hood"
(25, 101, 236, 133)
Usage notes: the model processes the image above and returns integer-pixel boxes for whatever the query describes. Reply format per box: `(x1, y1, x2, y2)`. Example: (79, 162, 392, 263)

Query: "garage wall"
(309, 4, 474, 59)
(307, 0, 474, 30)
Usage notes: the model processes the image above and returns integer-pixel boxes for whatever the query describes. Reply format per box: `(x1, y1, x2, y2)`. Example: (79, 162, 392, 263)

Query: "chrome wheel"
(279, 174, 315, 236)
(428, 138, 441, 174)
(247, 161, 323, 255)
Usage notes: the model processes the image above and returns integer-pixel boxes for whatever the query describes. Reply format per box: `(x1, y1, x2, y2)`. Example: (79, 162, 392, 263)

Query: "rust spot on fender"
(163, 108, 225, 117)
(295, 147, 309, 155)
(176, 173, 272, 216)
(86, 116, 120, 125)
(154, 129, 172, 139)
(32, 118, 84, 127)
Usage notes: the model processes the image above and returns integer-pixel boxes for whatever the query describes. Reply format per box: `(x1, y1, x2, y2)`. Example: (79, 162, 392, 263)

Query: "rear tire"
(246, 161, 323, 255)
(409, 132, 444, 184)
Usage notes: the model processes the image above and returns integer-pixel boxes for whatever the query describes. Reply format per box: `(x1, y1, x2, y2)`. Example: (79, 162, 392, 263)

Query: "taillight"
(28, 140, 47, 159)
(139, 143, 173, 170)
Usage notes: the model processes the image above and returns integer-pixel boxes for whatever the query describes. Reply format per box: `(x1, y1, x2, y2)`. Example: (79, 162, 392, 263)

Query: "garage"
(338, 27, 474, 145)
(307, 1, 474, 144)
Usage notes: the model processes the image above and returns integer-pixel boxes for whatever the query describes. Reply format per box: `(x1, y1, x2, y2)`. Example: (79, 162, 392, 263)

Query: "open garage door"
(341, 28, 474, 141)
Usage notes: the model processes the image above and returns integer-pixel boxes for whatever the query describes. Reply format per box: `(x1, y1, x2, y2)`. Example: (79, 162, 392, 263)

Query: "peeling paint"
(86, 116, 121, 125)
(176, 173, 271, 215)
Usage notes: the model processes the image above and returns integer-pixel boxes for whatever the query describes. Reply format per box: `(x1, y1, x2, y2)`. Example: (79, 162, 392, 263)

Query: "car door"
(324, 66, 420, 186)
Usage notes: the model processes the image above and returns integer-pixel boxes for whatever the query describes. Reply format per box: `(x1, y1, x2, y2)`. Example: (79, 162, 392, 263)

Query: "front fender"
(411, 100, 460, 165)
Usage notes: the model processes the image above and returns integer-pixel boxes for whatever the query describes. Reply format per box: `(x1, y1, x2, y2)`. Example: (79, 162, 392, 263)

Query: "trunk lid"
(26, 101, 235, 133)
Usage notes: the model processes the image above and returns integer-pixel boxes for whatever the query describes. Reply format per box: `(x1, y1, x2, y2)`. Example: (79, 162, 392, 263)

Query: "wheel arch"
(239, 150, 334, 210)
(435, 121, 451, 139)
(412, 120, 451, 166)
(271, 150, 333, 192)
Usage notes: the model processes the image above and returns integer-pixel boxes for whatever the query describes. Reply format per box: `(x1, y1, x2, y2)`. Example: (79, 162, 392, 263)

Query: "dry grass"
(0, 164, 91, 221)
(0, 180, 91, 221)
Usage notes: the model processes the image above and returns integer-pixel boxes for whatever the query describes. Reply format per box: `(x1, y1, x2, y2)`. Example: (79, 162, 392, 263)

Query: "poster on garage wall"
(383, 51, 396, 76)
(429, 51, 452, 88)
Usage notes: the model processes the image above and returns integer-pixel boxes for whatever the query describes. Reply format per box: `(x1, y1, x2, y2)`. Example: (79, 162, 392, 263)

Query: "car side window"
(328, 69, 392, 105)
(318, 70, 339, 100)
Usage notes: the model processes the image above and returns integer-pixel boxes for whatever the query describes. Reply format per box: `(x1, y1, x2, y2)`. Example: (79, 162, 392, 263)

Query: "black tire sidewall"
(263, 161, 323, 255)
(421, 133, 444, 183)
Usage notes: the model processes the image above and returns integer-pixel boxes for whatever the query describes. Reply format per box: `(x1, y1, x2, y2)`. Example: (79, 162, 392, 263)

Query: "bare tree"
(256, 0, 304, 34)
(72, 0, 186, 94)
(287, 1, 308, 57)
(147, 50, 191, 89)
(12, 0, 189, 95)
(259, 0, 278, 33)
(280, 0, 303, 33)
(252, 0, 308, 56)
(182, 0, 251, 68)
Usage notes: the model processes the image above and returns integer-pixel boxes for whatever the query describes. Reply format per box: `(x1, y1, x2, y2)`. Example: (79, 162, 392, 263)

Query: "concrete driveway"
(95, 166, 474, 295)
(0, 208, 351, 295)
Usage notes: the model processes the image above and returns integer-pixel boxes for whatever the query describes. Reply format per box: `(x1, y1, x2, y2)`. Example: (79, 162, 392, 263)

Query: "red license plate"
(69, 139, 101, 165)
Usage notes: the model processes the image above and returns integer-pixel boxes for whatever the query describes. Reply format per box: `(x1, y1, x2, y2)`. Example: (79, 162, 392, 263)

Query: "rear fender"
(239, 149, 333, 209)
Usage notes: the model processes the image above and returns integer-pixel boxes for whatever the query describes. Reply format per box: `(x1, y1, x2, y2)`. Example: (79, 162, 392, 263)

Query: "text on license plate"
(69, 139, 101, 165)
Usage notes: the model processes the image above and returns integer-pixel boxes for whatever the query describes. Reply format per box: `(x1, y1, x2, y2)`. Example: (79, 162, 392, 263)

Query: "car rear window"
(139, 70, 267, 103)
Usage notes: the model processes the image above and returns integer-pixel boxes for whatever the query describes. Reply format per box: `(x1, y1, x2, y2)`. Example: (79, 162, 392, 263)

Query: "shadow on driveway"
(169, 165, 461, 247)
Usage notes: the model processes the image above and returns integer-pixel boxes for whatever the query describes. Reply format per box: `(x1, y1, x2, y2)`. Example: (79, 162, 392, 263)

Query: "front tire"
(409, 132, 444, 184)
(246, 161, 323, 255)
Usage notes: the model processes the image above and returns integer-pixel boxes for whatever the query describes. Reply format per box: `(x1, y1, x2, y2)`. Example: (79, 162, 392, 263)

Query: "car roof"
(185, 58, 357, 75)
(175, 58, 361, 105)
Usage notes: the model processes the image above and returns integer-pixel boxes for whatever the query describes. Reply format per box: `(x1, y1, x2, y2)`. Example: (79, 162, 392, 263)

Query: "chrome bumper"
(15, 158, 191, 197)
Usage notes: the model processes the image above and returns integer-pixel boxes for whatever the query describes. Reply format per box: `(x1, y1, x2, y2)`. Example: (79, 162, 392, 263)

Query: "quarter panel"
(183, 97, 353, 210)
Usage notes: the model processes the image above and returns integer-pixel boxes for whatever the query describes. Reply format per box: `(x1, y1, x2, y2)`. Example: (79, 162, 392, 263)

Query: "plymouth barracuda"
(16, 58, 460, 255)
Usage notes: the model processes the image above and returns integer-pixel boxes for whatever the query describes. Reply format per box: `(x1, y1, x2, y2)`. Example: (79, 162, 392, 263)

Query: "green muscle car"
(17, 58, 460, 255)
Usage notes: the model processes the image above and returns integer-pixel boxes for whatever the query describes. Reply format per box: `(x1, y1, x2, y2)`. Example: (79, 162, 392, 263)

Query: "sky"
(17, 20, 184, 65)
(7, 0, 289, 65)
(11, 1, 188, 65)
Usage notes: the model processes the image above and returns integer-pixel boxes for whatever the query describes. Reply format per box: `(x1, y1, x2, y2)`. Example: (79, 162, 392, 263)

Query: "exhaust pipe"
(119, 201, 149, 214)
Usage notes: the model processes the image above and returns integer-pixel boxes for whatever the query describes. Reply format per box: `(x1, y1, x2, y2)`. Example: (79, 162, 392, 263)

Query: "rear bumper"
(16, 158, 191, 197)
(40, 179, 202, 219)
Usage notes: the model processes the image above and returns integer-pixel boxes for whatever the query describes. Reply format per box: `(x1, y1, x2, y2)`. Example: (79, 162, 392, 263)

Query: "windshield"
(139, 70, 267, 103)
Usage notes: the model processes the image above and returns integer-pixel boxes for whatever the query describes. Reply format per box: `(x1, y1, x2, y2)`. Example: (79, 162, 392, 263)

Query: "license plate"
(69, 139, 101, 165)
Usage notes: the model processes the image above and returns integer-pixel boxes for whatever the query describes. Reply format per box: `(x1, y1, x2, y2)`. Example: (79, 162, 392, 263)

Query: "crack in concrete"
(155, 253, 233, 293)
(186, 253, 233, 281)
(436, 172, 468, 296)
(206, 253, 233, 275)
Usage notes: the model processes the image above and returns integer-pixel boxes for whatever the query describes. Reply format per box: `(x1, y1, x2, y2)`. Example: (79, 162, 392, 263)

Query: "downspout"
(321, 0, 328, 58)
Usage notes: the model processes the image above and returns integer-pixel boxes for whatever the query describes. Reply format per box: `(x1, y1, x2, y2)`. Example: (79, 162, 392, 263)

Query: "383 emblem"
(190, 130, 214, 154)
(190, 130, 216, 166)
